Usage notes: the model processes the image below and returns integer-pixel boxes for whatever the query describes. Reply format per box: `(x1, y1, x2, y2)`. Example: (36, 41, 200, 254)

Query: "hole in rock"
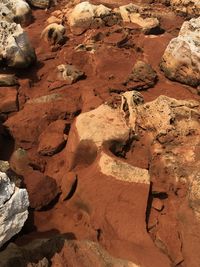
(152, 192, 168, 199)
(64, 176, 78, 201)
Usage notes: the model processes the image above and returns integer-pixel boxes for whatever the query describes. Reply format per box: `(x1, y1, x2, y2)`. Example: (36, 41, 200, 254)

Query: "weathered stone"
(124, 60, 157, 90)
(0, 21, 36, 68)
(170, 0, 200, 16)
(99, 152, 150, 184)
(41, 23, 66, 45)
(117, 4, 160, 34)
(161, 17, 200, 87)
(0, 0, 31, 25)
(0, 171, 29, 247)
(56, 64, 85, 84)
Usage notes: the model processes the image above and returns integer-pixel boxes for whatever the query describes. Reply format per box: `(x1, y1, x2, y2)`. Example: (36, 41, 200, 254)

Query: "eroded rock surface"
(0, 21, 36, 68)
(0, 171, 29, 247)
(161, 17, 200, 87)
(170, 0, 200, 16)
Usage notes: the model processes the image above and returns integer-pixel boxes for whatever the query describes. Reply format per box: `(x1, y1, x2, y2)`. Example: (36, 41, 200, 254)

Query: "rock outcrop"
(161, 17, 200, 87)
(0, 20, 36, 68)
(170, 0, 200, 16)
(0, 171, 29, 247)
(0, 0, 31, 25)
(117, 4, 160, 34)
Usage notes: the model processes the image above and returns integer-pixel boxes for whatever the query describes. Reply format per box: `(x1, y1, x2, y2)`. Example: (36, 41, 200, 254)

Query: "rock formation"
(0, 0, 200, 266)
(0, 171, 29, 247)
(161, 17, 200, 87)
(170, 0, 200, 16)
(0, 20, 36, 68)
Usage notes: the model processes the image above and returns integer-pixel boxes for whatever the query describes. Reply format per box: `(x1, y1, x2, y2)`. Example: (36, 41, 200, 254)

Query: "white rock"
(0, 21, 36, 68)
(0, 0, 31, 24)
(99, 152, 150, 184)
(0, 171, 29, 247)
(161, 17, 200, 87)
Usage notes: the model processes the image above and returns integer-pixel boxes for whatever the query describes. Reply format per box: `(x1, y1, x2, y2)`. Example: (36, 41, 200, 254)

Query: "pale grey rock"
(0, 171, 29, 247)
(0, 21, 36, 68)
(161, 17, 200, 87)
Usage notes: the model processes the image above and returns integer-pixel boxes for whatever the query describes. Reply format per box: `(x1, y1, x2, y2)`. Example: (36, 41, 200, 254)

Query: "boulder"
(170, 0, 200, 16)
(0, 0, 31, 25)
(0, 171, 29, 247)
(160, 17, 200, 87)
(66, 91, 141, 169)
(124, 60, 157, 90)
(0, 20, 36, 68)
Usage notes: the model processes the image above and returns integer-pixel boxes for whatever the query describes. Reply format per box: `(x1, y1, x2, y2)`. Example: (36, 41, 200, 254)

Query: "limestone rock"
(0, 21, 36, 68)
(170, 0, 200, 16)
(0, 0, 31, 25)
(124, 60, 157, 90)
(56, 64, 85, 84)
(99, 152, 150, 184)
(66, 91, 141, 169)
(38, 120, 67, 156)
(160, 17, 200, 87)
(118, 4, 160, 34)
(0, 171, 29, 247)
(41, 23, 66, 45)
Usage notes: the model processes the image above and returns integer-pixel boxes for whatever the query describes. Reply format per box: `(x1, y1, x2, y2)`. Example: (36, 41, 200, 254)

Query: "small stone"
(57, 64, 85, 84)
(152, 198, 164, 211)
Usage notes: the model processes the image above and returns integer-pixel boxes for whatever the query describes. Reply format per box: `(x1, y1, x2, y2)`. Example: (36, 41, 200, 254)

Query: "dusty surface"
(0, 0, 200, 267)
